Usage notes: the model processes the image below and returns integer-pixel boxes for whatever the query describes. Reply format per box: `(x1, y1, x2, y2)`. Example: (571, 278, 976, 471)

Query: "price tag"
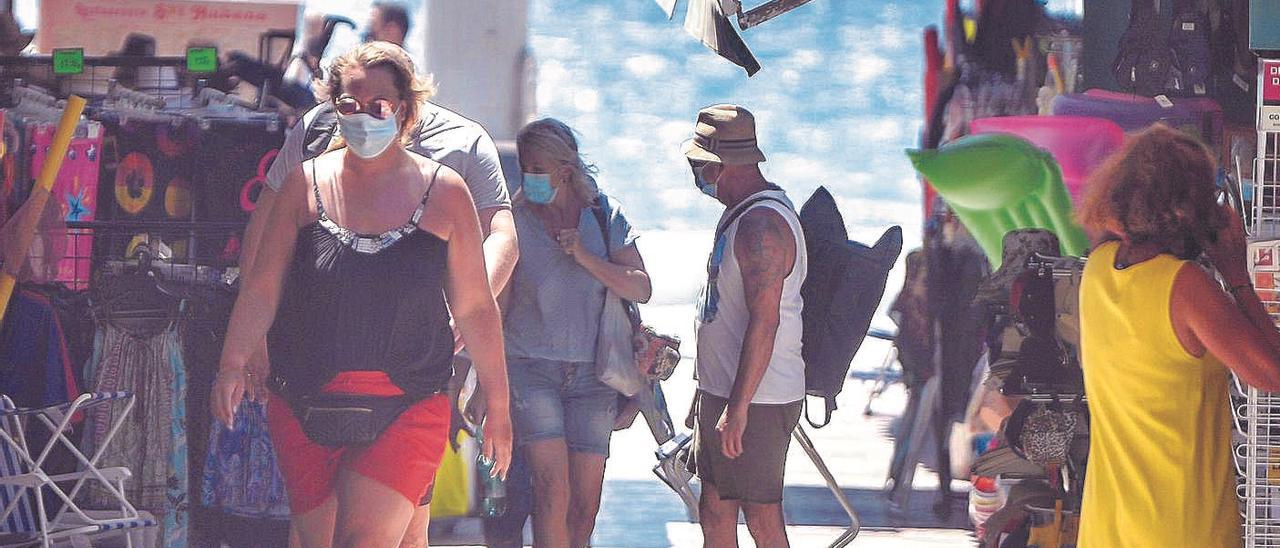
(1153, 95, 1174, 108)
(52, 48, 84, 75)
(1262, 106, 1280, 132)
(186, 47, 218, 73)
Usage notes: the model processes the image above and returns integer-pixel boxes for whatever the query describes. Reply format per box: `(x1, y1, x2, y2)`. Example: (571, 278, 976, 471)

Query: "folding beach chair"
(0, 393, 157, 547)
(792, 424, 862, 547)
(1, 423, 35, 540)
(639, 383, 700, 522)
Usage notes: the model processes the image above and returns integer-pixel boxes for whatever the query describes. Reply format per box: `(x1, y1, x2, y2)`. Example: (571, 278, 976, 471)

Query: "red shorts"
(267, 371, 449, 514)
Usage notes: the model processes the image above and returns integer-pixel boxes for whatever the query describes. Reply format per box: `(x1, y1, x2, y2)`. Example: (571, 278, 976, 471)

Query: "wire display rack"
(12, 219, 243, 293)
(0, 54, 282, 294)
(1243, 55, 1280, 547)
(1239, 381, 1280, 546)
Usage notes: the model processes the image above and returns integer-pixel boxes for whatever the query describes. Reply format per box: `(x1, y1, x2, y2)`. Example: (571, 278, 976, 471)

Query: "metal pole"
(792, 424, 861, 547)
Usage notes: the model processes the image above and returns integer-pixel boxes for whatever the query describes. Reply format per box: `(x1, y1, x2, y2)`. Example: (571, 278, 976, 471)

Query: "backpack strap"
(714, 195, 791, 243)
(804, 397, 837, 429)
(590, 199, 611, 253)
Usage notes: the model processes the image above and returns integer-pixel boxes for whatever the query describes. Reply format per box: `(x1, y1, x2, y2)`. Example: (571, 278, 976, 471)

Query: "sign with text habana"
(37, 0, 299, 57)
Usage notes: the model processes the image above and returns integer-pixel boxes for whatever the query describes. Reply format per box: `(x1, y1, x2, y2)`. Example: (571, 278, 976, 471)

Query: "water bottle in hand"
(476, 447, 507, 518)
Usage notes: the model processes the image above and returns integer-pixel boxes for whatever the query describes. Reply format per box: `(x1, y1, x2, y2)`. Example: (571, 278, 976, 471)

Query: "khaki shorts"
(687, 390, 802, 504)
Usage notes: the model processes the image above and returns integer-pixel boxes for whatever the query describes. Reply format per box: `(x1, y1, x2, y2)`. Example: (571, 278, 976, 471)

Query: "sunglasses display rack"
(1243, 55, 1280, 546)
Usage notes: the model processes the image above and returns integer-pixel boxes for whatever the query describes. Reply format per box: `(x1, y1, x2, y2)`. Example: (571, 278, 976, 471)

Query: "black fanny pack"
(292, 393, 411, 447)
(275, 376, 417, 447)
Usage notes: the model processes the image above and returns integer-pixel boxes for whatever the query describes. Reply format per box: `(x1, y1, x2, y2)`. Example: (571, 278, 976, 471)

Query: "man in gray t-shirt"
(238, 99, 518, 547)
(261, 100, 511, 209)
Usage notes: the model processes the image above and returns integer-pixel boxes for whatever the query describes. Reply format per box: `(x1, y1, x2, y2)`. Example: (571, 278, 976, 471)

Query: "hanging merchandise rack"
(0, 54, 282, 292)
(1241, 48, 1280, 546)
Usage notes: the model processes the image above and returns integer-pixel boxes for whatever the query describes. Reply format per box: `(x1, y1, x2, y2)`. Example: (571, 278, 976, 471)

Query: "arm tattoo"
(736, 208, 795, 300)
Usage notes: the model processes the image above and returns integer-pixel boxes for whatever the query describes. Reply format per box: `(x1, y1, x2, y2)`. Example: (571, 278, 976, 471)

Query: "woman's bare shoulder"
(408, 151, 469, 205)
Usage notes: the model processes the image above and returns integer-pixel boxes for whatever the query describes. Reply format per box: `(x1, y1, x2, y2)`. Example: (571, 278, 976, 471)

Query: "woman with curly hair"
(1076, 124, 1280, 547)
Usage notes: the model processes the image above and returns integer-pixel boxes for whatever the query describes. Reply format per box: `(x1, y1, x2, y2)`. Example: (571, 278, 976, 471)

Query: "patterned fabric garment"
(201, 398, 290, 519)
(82, 322, 188, 548)
(311, 163, 431, 255)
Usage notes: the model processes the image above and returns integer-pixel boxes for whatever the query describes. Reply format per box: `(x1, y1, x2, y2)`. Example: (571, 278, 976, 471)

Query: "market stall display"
(0, 53, 286, 547)
(908, 2, 1259, 545)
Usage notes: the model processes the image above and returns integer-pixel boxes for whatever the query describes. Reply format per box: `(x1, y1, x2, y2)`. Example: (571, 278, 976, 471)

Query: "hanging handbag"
(596, 288, 648, 397)
(590, 199, 681, 396)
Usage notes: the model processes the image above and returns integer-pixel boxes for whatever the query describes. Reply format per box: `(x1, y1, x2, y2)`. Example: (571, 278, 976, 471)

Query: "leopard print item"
(1019, 406, 1079, 466)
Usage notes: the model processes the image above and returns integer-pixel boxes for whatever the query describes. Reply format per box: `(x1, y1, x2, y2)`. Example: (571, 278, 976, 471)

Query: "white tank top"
(695, 189, 807, 404)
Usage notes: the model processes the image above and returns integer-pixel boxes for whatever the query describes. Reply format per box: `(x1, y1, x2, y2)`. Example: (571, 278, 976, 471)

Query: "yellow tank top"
(1077, 242, 1240, 547)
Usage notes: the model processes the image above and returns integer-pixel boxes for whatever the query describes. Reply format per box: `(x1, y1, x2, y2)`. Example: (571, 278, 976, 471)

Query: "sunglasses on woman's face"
(334, 95, 398, 120)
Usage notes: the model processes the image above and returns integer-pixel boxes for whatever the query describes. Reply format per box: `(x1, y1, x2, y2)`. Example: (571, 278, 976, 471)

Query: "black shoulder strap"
(715, 195, 791, 243)
(309, 159, 328, 220)
(1117, 0, 1162, 44)
(591, 197, 642, 324)
(408, 164, 443, 226)
(1129, 0, 1158, 21)
(591, 198, 611, 254)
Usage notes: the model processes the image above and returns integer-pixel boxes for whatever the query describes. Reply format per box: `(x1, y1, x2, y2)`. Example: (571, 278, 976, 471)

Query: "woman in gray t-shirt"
(505, 118, 651, 547)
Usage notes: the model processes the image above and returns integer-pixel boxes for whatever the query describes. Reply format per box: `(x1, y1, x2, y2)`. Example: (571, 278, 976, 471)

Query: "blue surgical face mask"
(337, 110, 400, 159)
(522, 172, 558, 204)
(693, 163, 719, 199)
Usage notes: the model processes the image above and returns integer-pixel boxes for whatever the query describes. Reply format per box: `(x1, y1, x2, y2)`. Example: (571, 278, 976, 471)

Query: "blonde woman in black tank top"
(211, 42, 513, 547)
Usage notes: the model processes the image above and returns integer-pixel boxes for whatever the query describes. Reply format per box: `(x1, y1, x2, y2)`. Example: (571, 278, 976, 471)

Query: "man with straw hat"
(685, 104, 807, 547)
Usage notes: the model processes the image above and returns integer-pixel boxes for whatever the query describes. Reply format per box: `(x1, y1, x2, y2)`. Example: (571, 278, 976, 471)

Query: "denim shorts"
(507, 357, 619, 456)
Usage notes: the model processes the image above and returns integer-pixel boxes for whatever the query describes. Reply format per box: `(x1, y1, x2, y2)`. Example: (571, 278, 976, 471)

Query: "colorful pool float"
(907, 133, 1089, 266)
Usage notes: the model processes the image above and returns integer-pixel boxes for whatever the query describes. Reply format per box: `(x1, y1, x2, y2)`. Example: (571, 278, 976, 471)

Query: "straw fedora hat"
(682, 104, 766, 165)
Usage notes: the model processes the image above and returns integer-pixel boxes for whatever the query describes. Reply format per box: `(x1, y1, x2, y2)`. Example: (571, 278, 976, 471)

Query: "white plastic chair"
(0, 393, 157, 548)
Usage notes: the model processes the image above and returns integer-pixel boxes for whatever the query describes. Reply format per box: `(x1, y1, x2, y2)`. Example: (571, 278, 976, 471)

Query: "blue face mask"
(693, 163, 719, 199)
(522, 172, 558, 204)
(337, 111, 400, 159)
